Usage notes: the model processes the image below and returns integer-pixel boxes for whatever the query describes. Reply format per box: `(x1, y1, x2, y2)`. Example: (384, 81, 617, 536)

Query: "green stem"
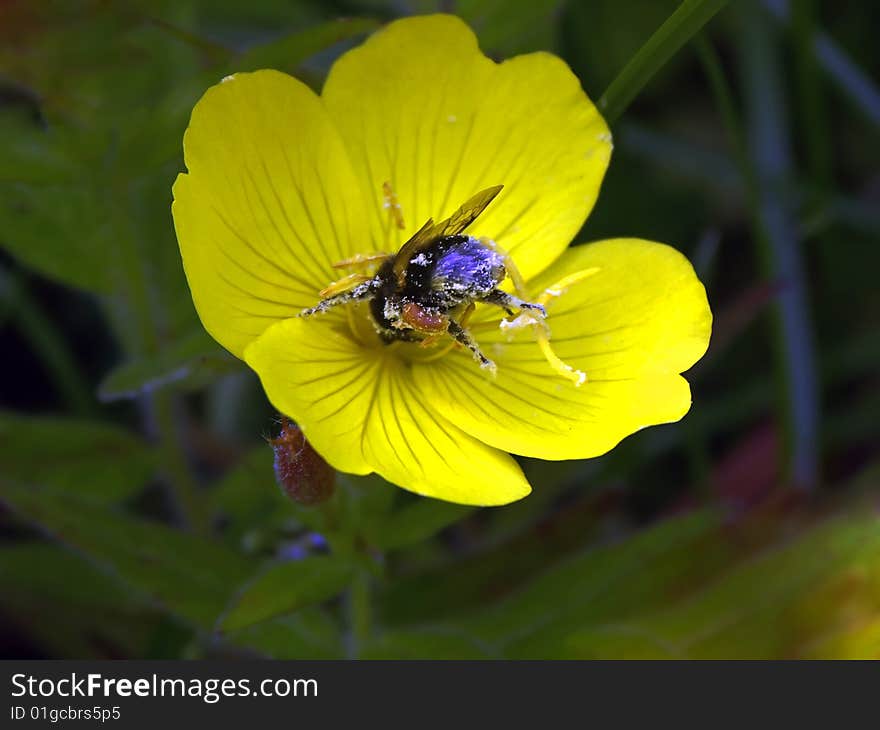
(696, 16, 820, 490)
(598, 0, 731, 124)
(693, 35, 750, 177)
(763, 0, 880, 128)
(346, 569, 372, 659)
(737, 1, 819, 489)
(153, 390, 208, 532)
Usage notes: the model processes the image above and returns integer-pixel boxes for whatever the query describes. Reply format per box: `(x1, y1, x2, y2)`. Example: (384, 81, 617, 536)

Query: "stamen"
(405, 249, 600, 387)
(536, 329, 587, 386)
(459, 302, 476, 329)
(332, 252, 390, 271)
(319, 272, 371, 298)
(501, 267, 601, 387)
(537, 267, 601, 307)
(418, 341, 456, 362)
(383, 181, 406, 230)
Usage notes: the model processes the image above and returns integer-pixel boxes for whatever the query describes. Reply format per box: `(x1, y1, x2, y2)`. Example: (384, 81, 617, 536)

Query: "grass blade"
(598, 0, 730, 123)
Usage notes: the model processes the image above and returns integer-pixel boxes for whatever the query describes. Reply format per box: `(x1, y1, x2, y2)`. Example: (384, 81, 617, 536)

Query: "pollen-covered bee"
(299, 185, 546, 372)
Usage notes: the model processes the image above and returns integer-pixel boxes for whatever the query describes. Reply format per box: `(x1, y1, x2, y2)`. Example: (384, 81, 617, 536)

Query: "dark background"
(1, 0, 879, 659)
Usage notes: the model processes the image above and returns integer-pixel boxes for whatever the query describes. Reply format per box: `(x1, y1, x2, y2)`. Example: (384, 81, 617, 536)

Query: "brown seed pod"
(269, 419, 335, 506)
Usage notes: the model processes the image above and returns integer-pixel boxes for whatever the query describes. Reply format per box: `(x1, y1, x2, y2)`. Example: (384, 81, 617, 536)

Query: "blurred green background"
(1, 0, 879, 659)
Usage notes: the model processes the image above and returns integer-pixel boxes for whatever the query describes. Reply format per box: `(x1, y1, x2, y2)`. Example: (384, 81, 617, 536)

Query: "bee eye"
(401, 302, 448, 333)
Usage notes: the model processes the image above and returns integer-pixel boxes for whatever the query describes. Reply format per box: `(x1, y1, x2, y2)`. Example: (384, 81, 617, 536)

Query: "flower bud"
(269, 419, 335, 506)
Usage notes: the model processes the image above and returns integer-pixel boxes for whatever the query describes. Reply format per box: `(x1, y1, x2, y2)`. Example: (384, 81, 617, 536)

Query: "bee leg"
(459, 302, 476, 328)
(299, 278, 379, 317)
(483, 289, 546, 318)
(440, 303, 476, 351)
(424, 302, 475, 350)
(447, 318, 496, 375)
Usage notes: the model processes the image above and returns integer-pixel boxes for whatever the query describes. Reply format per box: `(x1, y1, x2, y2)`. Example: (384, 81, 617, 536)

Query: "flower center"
(341, 252, 601, 388)
(310, 182, 598, 386)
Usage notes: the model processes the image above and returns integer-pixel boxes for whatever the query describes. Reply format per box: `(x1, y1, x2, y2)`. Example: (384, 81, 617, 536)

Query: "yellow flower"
(172, 15, 712, 506)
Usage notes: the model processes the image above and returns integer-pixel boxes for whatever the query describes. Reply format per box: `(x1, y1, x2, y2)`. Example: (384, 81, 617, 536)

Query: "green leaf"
(0, 411, 157, 501)
(0, 480, 251, 625)
(464, 511, 729, 653)
(583, 510, 880, 659)
(378, 511, 728, 652)
(0, 181, 117, 294)
(0, 116, 80, 185)
(0, 481, 342, 658)
(211, 445, 327, 541)
(417, 504, 880, 659)
(211, 445, 281, 530)
(376, 499, 474, 551)
(362, 627, 495, 659)
(599, 0, 731, 123)
(0, 544, 159, 659)
(113, 19, 381, 172)
(338, 473, 397, 545)
(219, 556, 353, 632)
(97, 330, 243, 402)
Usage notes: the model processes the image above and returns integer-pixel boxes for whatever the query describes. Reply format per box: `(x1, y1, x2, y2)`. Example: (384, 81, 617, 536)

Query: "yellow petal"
(244, 314, 531, 506)
(413, 239, 712, 460)
(172, 70, 369, 358)
(322, 14, 611, 280)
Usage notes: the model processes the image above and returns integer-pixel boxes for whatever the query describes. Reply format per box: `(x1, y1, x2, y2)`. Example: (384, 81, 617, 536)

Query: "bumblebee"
(299, 185, 546, 372)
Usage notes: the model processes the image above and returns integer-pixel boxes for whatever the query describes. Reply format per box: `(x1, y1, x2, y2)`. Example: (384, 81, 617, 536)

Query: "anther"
(383, 181, 406, 230)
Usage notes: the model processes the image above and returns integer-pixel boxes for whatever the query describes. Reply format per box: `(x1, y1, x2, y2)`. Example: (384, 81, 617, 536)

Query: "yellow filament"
(319, 272, 371, 297)
(419, 341, 457, 362)
(503, 252, 528, 299)
(383, 180, 406, 230)
(387, 234, 601, 387)
(459, 302, 476, 328)
(536, 329, 586, 386)
(501, 267, 601, 387)
(332, 252, 390, 271)
(537, 267, 601, 306)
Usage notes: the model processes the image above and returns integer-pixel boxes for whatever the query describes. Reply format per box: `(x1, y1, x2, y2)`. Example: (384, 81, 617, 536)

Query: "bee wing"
(391, 185, 504, 285)
(434, 184, 504, 239)
(392, 216, 437, 284)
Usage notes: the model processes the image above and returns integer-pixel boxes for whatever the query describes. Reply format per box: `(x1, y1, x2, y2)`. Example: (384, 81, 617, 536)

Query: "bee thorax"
(431, 236, 506, 300)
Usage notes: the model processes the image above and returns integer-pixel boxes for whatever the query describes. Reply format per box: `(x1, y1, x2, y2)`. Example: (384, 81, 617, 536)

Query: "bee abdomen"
(401, 302, 448, 333)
